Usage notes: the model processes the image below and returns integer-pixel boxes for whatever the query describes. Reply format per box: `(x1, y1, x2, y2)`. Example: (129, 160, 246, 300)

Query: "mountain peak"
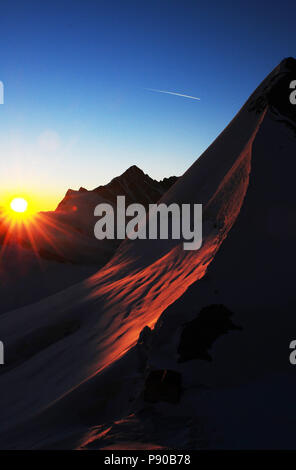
(247, 56, 296, 119)
(127, 164, 143, 172)
(56, 166, 178, 214)
(122, 165, 145, 177)
(278, 56, 296, 71)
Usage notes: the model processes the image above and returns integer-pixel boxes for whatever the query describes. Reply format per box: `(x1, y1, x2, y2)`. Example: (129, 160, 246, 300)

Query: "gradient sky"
(0, 0, 295, 211)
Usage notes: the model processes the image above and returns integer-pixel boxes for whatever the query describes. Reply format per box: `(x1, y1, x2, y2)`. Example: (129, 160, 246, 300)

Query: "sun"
(10, 197, 28, 213)
(4, 196, 36, 224)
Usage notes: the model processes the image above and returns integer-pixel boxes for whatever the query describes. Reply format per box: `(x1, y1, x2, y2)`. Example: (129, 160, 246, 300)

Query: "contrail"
(145, 88, 200, 101)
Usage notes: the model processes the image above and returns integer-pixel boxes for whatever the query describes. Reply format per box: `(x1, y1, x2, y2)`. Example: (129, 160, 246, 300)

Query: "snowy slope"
(0, 168, 177, 313)
(0, 243, 97, 314)
(0, 58, 295, 449)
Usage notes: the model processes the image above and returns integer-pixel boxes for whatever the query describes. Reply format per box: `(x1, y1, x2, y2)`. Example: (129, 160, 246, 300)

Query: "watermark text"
(94, 196, 202, 251)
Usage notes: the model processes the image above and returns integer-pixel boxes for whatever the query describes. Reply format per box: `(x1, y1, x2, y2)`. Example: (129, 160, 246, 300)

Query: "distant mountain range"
(57, 165, 178, 213)
(0, 165, 178, 264)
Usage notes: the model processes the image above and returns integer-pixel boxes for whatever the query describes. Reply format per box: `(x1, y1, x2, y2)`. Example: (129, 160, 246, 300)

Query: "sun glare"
(10, 197, 28, 213)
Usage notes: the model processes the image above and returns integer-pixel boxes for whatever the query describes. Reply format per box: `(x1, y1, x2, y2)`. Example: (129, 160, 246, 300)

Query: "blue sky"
(0, 0, 295, 210)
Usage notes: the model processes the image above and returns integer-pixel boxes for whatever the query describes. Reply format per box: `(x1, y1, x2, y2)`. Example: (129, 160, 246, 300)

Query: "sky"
(0, 0, 295, 211)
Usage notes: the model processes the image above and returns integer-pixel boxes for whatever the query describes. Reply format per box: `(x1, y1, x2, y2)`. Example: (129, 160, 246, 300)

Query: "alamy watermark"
(289, 80, 296, 105)
(0, 81, 3, 104)
(94, 196, 202, 250)
(289, 340, 296, 364)
(0, 341, 4, 365)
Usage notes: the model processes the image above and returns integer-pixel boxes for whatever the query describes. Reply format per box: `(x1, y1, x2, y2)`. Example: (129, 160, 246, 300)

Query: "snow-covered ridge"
(0, 58, 295, 449)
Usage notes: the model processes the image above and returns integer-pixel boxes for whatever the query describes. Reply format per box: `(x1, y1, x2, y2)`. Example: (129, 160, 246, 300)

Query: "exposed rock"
(178, 304, 242, 363)
(143, 370, 182, 404)
(137, 326, 152, 346)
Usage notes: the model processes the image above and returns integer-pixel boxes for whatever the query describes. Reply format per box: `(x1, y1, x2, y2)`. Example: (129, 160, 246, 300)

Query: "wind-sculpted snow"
(0, 58, 295, 449)
(0, 108, 264, 448)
